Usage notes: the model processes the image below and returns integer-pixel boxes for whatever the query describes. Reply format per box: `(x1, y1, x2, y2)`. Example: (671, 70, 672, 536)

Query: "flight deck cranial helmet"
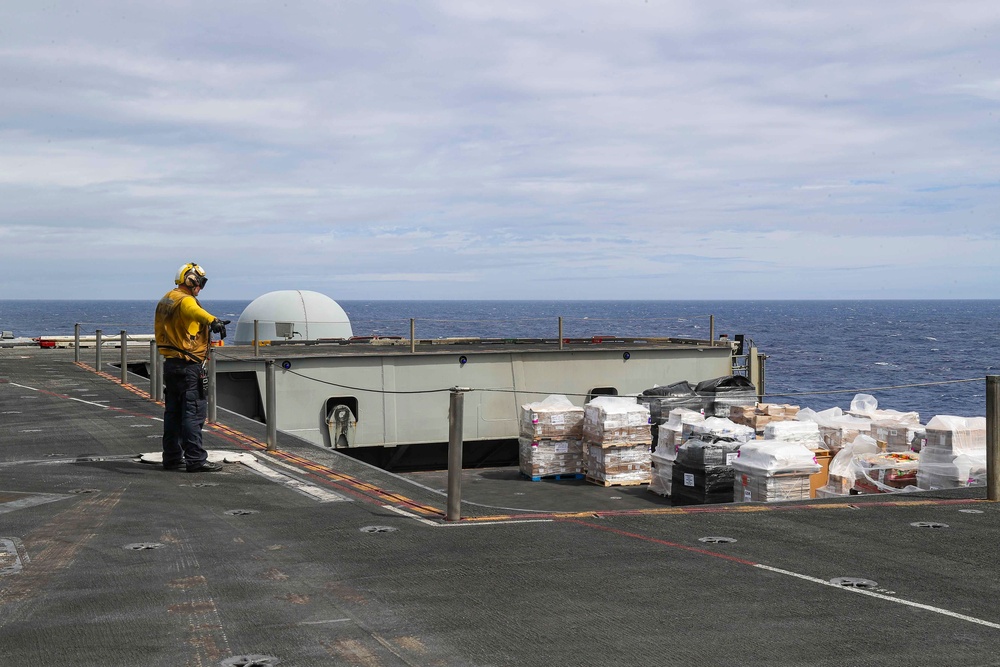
(175, 262, 208, 289)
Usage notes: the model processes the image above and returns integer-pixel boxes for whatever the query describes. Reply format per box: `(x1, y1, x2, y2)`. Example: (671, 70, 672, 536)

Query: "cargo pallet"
(522, 472, 585, 482)
(585, 476, 649, 488)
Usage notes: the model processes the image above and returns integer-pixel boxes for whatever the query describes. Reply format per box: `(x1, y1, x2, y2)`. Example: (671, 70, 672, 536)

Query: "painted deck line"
(383, 504, 555, 527)
(463, 495, 990, 522)
(570, 519, 1000, 631)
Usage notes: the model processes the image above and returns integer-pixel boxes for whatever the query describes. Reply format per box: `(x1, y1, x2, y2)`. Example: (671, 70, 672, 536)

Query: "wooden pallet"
(522, 472, 585, 482)
(585, 475, 649, 488)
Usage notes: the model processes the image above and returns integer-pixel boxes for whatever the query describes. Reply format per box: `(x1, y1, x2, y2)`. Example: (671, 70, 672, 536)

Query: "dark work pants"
(162, 358, 208, 467)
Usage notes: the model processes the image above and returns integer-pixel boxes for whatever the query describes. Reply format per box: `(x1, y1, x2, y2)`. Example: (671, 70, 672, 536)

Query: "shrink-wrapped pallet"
(670, 436, 741, 506)
(854, 451, 920, 493)
(519, 395, 584, 440)
(871, 421, 925, 453)
(683, 417, 755, 444)
(583, 396, 651, 446)
(733, 441, 821, 503)
(638, 382, 708, 424)
(695, 375, 757, 418)
(729, 403, 800, 433)
(916, 416, 987, 490)
(585, 442, 651, 486)
(815, 434, 879, 497)
(796, 406, 873, 454)
(655, 408, 705, 452)
(649, 446, 674, 497)
(518, 437, 585, 479)
(846, 393, 920, 424)
(763, 421, 824, 450)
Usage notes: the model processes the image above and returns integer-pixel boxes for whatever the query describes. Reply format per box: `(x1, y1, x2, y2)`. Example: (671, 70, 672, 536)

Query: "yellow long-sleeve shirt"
(154, 287, 216, 362)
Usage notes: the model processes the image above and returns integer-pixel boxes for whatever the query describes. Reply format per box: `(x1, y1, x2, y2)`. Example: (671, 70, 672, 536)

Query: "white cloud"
(0, 0, 998, 299)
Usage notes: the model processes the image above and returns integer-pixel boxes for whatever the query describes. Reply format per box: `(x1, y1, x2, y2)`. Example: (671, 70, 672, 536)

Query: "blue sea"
(2, 299, 998, 419)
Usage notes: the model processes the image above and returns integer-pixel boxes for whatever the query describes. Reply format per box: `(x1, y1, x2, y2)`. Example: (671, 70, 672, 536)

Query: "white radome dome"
(233, 290, 353, 344)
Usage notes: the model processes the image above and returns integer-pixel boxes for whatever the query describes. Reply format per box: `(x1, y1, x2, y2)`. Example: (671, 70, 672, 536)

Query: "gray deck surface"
(2, 347, 999, 667)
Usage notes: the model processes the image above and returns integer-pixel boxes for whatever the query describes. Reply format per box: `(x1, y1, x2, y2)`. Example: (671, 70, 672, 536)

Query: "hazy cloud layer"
(1, 1, 997, 299)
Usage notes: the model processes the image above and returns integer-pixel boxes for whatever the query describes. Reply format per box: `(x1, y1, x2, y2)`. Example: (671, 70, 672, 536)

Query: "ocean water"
(2, 299, 997, 419)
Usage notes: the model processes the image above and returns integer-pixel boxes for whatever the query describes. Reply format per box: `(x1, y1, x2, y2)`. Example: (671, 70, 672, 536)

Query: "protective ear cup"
(179, 263, 206, 288)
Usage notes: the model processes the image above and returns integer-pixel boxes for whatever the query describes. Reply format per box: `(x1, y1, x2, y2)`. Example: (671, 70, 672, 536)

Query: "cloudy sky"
(2, 1, 997, 300)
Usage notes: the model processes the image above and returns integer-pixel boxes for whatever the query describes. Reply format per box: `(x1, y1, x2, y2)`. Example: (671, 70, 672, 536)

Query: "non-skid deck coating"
(2, 346, 1000, 667)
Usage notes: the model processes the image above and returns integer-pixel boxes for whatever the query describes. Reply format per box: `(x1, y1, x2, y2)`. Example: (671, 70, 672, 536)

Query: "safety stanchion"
(266, 360, 277, 451)
(120, 331, 128, 384)
(446, 387, 467, 522)
(95, 330, 103, 371)
(149, 341, 158, 398)
(988, 376, 999, 501)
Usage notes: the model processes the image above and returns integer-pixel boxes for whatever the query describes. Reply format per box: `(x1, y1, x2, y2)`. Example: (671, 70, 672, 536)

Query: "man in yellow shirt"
(154, 262, 228, 472)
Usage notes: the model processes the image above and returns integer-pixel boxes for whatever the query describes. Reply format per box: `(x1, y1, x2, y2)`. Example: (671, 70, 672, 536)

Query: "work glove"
(210, 319, 231, 339)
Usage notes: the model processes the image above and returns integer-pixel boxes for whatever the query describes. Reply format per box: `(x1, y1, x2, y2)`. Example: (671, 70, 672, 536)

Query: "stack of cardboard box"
(729, 403, 800, 434)
(517, 395, 585, 480)
(733, 441, 821, 502)
(917, 416, 986, 490)
(583, 396, 651, 486)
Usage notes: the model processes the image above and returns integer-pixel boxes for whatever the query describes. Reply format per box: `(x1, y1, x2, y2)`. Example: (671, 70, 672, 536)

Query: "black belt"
(159, 344, 204, 364)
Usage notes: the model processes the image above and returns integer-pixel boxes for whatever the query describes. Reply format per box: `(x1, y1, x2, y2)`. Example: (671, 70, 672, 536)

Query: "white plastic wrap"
(854, 451, 920, 493)
(850, 394, 878, 414)
(519, 395, 585, 440)
(667, 408, 707, 428)
(649, 450, 673, 496)
(656, 408, 706, 451)
(733, 441, 821, 475)
(518, 437, 585, 478)
(762, 421, 824, 449)
(585, 442, 651, 485)
(819, 435, 879, 496)
(798, 407, 873, 452)
(846, 394, 919, 424)
(923, 416, 986, 454)
(917, 416, 987, 490)
(871, 420, 925, 453)
(583, 396, 651, 445)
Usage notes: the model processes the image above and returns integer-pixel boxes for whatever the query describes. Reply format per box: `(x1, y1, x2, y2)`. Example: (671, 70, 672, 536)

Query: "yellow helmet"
(174, 262, 207, 288)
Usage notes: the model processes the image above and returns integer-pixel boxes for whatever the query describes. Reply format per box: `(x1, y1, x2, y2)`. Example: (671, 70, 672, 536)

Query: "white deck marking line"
(8, 381, 163, 420)
(754, 563, 1000, 630)
(242, 458, 350, 503)
(298, 618, 352, 625)
(383, 504, 553, 527)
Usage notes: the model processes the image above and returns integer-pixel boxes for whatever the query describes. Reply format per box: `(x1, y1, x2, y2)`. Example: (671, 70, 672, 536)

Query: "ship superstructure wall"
(215, 346, 733, 448)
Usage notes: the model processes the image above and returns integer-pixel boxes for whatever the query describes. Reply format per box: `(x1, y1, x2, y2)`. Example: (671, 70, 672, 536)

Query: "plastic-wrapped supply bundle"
(638, 381, 709, 424)
(729, 403, 800, 434)
(683, 417, 755, 444)
(670, 436, 741, 506)
(917, 416, 987, 490)
(854, 451, 921, 493)
(655, 408, 706, 452)
(518, 438, 585, 480)
(675, 436, 742, 468)
(846, 393, 920, 425)
(871, 421, 926, 453)
(583, 396, 651, 446)
(762, 421, 824, 450)
(695, 375, 757, 418)
(734, 441, 821, 503)
(585, 442, 651, 487)
(649, 443, 674, 497)
(519, 395, 584, 440)
(797, 406, 873, 454)
(816, 435, 880, 497)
